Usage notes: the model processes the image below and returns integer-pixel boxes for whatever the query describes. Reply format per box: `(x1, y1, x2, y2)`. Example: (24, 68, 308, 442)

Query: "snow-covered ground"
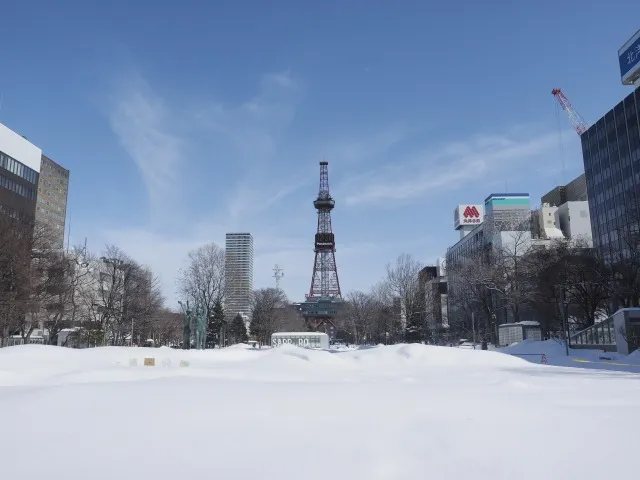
(1, 343, 639, 479)
(498, 339, 640, 373)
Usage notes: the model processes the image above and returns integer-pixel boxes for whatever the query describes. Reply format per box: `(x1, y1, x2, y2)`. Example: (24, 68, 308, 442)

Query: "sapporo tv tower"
(300, 161, 344, 333)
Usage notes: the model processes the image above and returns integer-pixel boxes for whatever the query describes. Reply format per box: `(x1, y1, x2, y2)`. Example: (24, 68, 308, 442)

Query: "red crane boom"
(552, 88, 589, 136)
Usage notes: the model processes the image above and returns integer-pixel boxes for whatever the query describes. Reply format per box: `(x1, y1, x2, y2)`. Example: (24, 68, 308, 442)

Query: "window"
(0, 151, 38, 185)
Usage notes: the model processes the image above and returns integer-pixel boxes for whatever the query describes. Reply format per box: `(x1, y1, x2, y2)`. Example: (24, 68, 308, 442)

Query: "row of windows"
(36, 205, 65, 222)
(0, 151, 38, 184)
(42, 159, 69, 178)
(0, 173, 36, 200)
(582, 87, 640, 257)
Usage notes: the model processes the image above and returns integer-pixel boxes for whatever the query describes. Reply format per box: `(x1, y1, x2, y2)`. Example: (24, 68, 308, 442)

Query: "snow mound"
(1, 343, 640, 479)
(341, 343, 530, 368)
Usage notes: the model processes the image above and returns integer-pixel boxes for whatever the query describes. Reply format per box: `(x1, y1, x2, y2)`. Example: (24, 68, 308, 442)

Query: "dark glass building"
(0, 150, 39, 220)
(581, 86, 640, 262)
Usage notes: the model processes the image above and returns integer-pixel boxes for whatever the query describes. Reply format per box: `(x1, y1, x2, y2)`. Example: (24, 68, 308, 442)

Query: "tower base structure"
(299, 296, 344, 336)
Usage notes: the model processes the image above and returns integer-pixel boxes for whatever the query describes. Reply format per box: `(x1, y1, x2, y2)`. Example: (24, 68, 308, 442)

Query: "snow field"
(0, 343, 638, 479)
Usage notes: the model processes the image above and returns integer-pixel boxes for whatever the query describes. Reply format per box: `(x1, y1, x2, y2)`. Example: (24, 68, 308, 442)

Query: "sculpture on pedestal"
(178, 300, 192, 350)
(194, 304, 207, 350)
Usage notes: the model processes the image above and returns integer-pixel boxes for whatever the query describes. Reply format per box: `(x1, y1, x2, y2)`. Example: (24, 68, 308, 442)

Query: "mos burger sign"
(454, 204, 484, 229)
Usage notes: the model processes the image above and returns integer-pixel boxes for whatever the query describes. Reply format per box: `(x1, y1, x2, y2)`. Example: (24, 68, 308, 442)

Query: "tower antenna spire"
(273, 264, 284, 290)
(300, 161, 344, 333)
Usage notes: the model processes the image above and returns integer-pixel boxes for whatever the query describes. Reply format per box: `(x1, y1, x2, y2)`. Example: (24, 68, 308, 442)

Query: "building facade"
(446, 193, 535, 329)
(540, 173, 588, 207)
(0, 123, 70, 249)
(0, 123, 41, 220)
(581, 86, 640, 262)
(534, 174, 592, 245)
(35, 155, 69, 249)
(224, 233, 254, 320)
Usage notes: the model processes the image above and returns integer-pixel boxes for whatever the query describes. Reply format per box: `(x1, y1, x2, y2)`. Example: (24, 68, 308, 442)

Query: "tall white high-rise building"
(224, 233, 254, 320)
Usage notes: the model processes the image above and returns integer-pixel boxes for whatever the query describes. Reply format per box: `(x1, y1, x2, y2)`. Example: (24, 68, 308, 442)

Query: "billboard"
(619, 29, 640, 85)
(454, 204, 484, 229)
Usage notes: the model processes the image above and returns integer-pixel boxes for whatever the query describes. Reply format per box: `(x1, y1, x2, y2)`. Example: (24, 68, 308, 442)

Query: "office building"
(0, 123, 70, 249)
(533, 173, 592, 245)
(418, 265, 448, 332)
(224, 233, 254, 321)
(35, 155, 69, 248)
(0, 123, 41, 220)
(446, 193, 534, 328)
(541, 173, 588, 207)
(581, 86, 640, 262)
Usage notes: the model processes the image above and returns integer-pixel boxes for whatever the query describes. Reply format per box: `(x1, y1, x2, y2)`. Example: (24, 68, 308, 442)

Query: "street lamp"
(557, 286, 570, 356)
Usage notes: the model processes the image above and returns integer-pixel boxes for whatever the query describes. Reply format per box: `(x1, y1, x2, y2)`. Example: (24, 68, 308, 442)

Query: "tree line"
(11, 210, 634, 350)
(0, 215, 180, 347)
(447, 223, 640, 345)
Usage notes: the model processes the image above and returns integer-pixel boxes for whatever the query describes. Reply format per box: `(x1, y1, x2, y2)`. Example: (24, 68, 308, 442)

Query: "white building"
(556, 201, 592, 246)
(224, 233, 254, 320)
(532, 201, 592, 246)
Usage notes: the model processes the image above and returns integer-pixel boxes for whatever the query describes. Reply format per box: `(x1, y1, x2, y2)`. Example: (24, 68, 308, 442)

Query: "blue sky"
(1, 0, 638, 306)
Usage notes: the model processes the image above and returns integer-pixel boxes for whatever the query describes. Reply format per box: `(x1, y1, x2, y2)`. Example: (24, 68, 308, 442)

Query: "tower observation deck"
(300, 161, 344, 334)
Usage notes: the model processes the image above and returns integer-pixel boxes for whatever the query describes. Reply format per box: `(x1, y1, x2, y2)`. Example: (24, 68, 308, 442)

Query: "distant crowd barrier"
(509, 353, 547, 364)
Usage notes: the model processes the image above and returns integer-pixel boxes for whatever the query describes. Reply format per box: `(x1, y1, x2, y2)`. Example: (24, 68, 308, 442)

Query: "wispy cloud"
(324, 127, 408, 165)
(108, 74, 185, 212)
(100, 70, 308, 304)
(341, 130, 560, 206)
(196, 70, 300, 163)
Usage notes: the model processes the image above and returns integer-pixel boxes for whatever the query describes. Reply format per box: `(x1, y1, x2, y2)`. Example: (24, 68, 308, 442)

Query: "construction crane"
(552, 88, 590, 136)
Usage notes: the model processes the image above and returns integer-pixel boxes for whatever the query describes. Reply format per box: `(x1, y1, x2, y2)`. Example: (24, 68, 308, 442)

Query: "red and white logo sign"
(455, 204, 483, 228)
(463, 206, 480, 218)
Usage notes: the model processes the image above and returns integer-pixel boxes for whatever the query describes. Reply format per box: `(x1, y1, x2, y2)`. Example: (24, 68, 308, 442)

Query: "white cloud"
(324, 127, 407, 165)
(99, 70, 309, 305)
(195, 70, 300, 164)
(98, 71, 573, 309)
(341, 130, 560, 207)
(108, 74, 185, 212)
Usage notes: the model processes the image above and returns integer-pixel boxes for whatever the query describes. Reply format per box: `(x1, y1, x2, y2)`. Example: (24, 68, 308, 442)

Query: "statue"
(178, 301, 192, 350)
(194, 304, 207, 350)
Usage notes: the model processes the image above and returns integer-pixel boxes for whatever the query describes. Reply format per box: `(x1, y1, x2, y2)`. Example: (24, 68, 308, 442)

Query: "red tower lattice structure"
(552, 88, 589, 136)
(309, 161, 342, 299)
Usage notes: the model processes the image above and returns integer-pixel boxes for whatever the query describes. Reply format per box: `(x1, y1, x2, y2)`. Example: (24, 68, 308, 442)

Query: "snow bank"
(499, 339, 640, 372)
(1, 343, 639, 479)
(341, 343, 531, 368)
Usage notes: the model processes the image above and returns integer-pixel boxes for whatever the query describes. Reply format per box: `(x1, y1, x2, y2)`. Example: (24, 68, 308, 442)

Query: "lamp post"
(557, 285, 570, 356)
(471, 311, 476, 350)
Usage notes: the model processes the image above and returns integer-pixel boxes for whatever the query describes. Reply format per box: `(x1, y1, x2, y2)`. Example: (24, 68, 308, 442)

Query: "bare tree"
(385, 254, 424, 342)
(176, 243, 225, 317)
(125, 265, 165, 345)
(36, 244, 95, 345)
(0, 217, 72, 345)
(529, 239, 610, 336)
(74, 245, 164, 346)
(493, 230, 535, 324)
(344, 291, 375, 344)
(528, 241, 569, 337)
(609, 201, 640, 308)
(564, 246, 610, 330)
(367, 281, 402, 344)
(0, 215, 36, 346)
(147, 308, 182, 346)
(447, 253, 500, 343)
(249, 288, 288, 345)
